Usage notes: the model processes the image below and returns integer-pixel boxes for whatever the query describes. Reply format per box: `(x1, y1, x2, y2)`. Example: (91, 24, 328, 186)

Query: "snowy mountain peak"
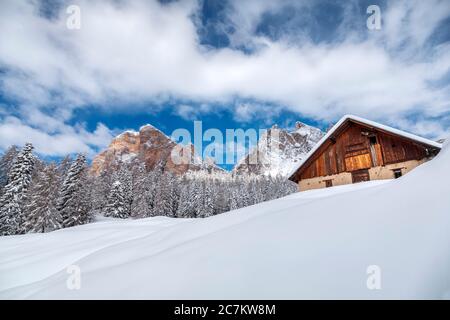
(93, 122, 323, 178)
(139, 123, 170, 138)
(139, 123, 157, 131)
(91, 125, 222, 176)
(233, 122, 324, 177)
(115, 130, 139, 139)
(295, 121, 305, 129)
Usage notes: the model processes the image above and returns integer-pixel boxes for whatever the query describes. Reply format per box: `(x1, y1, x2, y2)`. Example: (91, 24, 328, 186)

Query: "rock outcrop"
(91, 125, 222, 176)
(232, 121, 323, 177)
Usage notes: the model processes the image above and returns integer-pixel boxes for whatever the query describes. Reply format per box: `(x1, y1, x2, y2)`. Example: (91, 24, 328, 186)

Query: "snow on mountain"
(1, 141, 449, 299)
(91, 124, 223, 176)
(233, 121, 323, 177)
(91, 121, 322, 178)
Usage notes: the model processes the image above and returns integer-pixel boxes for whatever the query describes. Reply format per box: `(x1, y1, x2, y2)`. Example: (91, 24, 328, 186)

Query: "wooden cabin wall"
(378, 134, 428, 164)
(299, 122, 430, 180)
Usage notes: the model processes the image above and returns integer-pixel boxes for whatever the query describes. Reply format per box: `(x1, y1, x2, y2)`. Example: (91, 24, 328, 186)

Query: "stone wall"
(298, 158, 429, 191)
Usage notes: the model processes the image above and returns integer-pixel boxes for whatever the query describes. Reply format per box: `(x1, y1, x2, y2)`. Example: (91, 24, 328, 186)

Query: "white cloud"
(233, 102, 281, 125)
(173, 104, 212, 121)
(0, 0, 449, 150)
(0, 116, 113, 158)
(382, 0, 450, 52)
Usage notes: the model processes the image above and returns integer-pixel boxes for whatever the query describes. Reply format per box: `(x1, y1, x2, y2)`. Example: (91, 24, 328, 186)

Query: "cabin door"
(352, 169, 370, 183)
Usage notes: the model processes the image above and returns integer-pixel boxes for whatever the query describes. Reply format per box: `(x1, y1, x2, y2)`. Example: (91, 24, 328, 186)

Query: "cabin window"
(352, 169, 370, 183)
(369, 136, 377, 145)
(324, 179, 333, 188)
(393, 169, 402, 179)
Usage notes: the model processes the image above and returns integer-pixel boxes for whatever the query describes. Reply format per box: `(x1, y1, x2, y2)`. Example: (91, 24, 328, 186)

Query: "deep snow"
(0, 142, 449, 299)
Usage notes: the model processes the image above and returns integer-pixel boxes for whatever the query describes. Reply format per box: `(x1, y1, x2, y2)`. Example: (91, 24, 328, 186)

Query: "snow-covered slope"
(0, 142, 449, 299)
(233, 122, 323, 177)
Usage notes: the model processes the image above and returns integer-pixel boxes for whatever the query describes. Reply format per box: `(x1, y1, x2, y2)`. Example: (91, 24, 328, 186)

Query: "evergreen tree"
(57, 154, 91, 228)
(144, 170, 159, 216)
(88, 171, 110, 213)
(112, 164, 133, 216)
(176, 181, 194, 218)
(56, 155, 72, 177)
(0, 143, 35, 235)
(214, 181, 229, 214)
(200, 181, 214, 218)
(168, 174, 180, 217)
(0, 145, 19, 191)
(104, 180, 128, 218)
(239, 185, 251, 208)
(0, 142, 300, 232)
(229, 188, 240, 211)
(23, 164, 62, 233)
(153, 173, 179, 216)
(131, 163, 150, 218)
(190, 179, 204, 217)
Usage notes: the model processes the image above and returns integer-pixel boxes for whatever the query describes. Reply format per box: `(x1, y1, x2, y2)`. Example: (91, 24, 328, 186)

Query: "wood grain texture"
(299, 122, 433, 180)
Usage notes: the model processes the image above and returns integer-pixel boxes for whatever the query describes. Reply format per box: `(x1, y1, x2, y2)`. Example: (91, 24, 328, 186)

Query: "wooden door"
(352, 169, 370, 183)
(344, 142, 372, 172)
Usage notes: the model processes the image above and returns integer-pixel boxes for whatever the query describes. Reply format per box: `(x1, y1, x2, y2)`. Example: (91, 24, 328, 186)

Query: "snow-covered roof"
(288, 114, 443, 180)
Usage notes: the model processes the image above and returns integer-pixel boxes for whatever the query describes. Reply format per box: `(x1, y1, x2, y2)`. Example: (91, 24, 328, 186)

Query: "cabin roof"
(288, 115, 443, 182)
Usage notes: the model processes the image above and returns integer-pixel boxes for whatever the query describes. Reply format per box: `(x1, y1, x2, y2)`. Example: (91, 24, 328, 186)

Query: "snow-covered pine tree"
(168, 173, 180, 217)
(131, 163, 150, 218)
(152, 174, 165, 217)
(260, 178, 271, 202)
(213, 180, 229, 215)
(0, 143, 35, 235)
(112, 164, 133, 216)
(153, 172, 179, 217)
(253, 180, 266, 204)
(144, 170, 159, 217)
(176, 180, 193, 218)
(247, 181, 257, 206)
(88, 171, 110, 213)
(229, 186, 240, 211)
(0, 145, 19, 192)
(56, 155, 73, 177)
(190, 179, 204, 218)
(239, 182, 251, 208)
(281, 178, 297, 197)
(104, 180, 128, 219)
(23, 164, 62, 233)
(57, 154, 91, 228)
(200, 180, 214, 218)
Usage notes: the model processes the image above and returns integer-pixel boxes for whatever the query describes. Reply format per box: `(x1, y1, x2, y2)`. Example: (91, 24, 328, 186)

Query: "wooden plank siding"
(299, 122, 432, 180)
(374, 143, 384, 166)
(378, 134, 428, 164)
(344, 153, 372, 172)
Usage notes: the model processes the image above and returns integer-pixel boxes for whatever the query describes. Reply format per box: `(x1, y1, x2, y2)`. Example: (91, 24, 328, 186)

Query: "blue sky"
(0, 0, 449, 169)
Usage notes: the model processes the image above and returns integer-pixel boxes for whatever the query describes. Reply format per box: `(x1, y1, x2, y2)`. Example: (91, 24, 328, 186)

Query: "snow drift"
(0, 142, 449, 299)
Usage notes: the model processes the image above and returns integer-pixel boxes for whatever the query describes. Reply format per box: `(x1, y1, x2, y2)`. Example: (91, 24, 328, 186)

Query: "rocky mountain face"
(91, 122, 323, 177)
(232, 122, 324, 177)
(91, 125, 222, 176)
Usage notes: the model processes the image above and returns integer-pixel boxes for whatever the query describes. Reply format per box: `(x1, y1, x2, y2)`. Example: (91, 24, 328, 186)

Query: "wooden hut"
(288, 115, 442, 191)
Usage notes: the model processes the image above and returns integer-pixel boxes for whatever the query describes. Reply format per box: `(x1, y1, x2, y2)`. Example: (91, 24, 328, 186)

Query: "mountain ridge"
(91, 121, 324, 177)
(91, 124, 223, 176)
(232, 121, 324, 176)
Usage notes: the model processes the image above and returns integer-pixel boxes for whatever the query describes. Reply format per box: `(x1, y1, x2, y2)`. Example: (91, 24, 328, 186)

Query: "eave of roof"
(288, 114, 443, 182)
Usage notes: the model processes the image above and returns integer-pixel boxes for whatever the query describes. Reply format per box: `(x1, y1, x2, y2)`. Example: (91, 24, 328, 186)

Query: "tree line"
(0, 143, 297, 236)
